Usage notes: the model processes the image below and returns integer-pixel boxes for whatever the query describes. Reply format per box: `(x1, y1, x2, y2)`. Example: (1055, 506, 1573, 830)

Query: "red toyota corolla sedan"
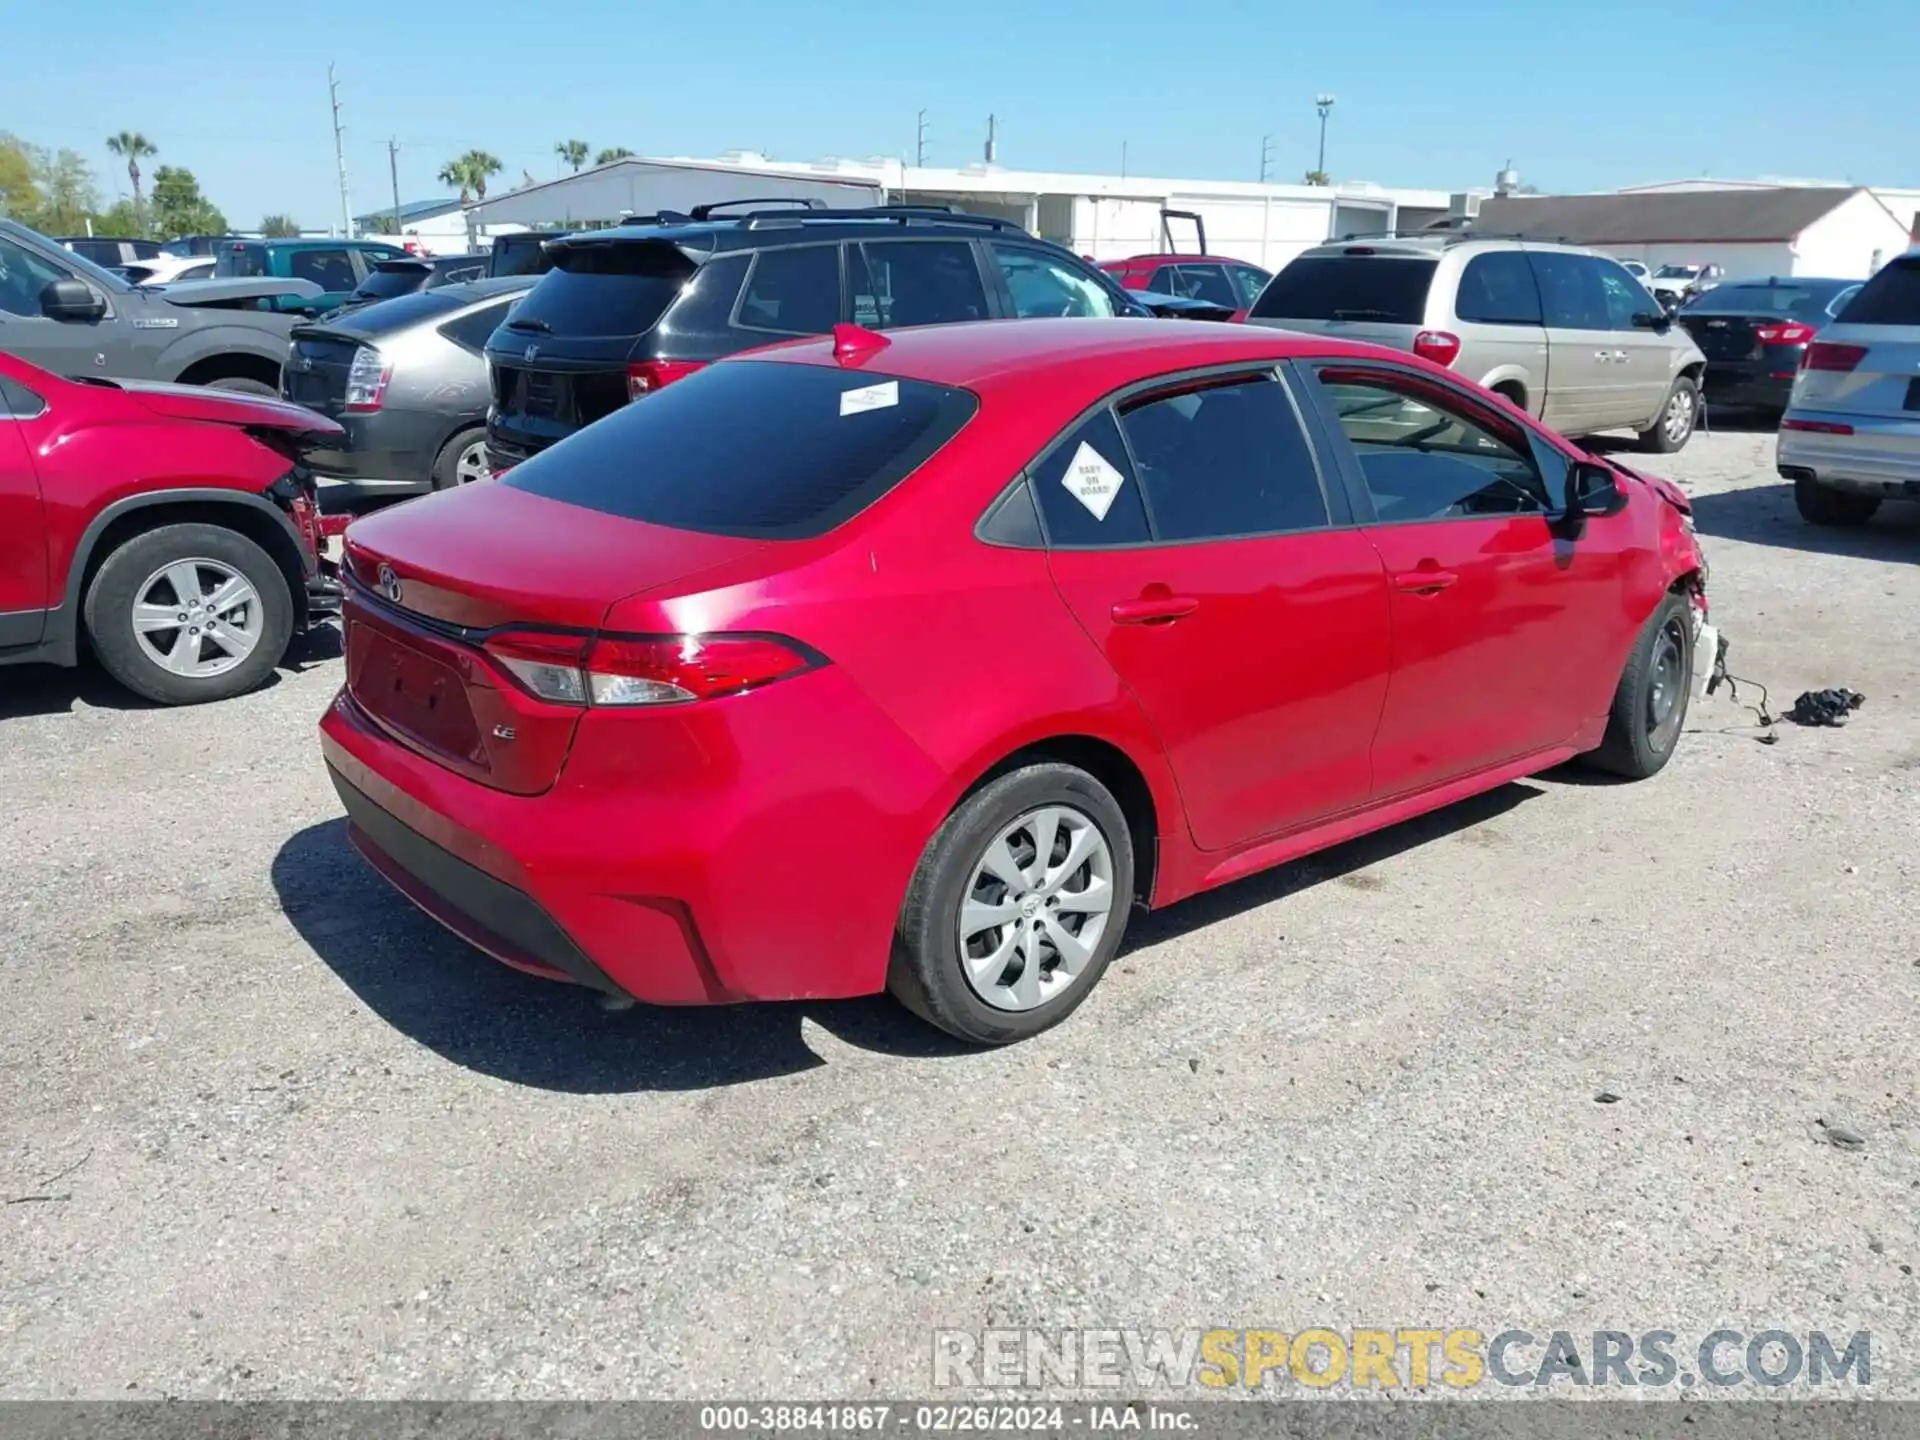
(320, 318, 1710, 1044)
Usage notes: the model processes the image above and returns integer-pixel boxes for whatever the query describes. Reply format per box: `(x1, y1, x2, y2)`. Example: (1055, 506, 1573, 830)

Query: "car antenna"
(833, 322, 889, 363)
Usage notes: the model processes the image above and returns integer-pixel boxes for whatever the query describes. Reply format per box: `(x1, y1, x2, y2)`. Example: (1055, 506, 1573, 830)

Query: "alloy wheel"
(958, 805, 1116, 1012)
(1663, 386, 1696, 444)
(455, 440, 492, 485)
(131, 558, 262, 680)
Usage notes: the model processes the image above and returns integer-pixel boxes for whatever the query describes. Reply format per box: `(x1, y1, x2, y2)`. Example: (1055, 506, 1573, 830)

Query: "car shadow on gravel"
(1123, 781, 1542, 949)
(0, 626, 340, 720)
(1687, 483, 1920, 562)
(272, 819, 974, 1094)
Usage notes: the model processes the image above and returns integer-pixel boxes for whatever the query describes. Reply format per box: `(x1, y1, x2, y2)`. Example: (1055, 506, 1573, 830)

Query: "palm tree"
(105, 131, 158, 234)
(595, 147, 634, 166)
(556, 139, 589, 174)
(462, 150, 503, 202)
(437, 156, 475, 203)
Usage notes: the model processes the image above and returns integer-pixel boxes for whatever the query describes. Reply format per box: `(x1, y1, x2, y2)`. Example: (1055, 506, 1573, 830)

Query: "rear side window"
(1837, 258, 1920, 325)
(290, 248, 357, 292)
(1118, 374, 1328, 541)
(1250, 255, 1438, 323)
(1032, 410, 1151, 547)
(1228, 266, 1270, 307)
(1454, 252, 1542, 325)
(850, 241, 990, 329)
(738, 245, 840, 334)
(1169, 264, 1238, 309)
(216, 243, 270, 278)
(500, 361, 977, 539)
(503, 242, 695, 338)
(439, 297, 520, 353)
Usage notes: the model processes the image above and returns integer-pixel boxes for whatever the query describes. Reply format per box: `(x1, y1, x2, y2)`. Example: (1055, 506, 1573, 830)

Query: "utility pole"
(985, 113, 997, 165)
(328, 64, 352, 236)
(387, 139, 402, 235)
(1259, 134, 1273, 184)
(915, 110, 928, 168)
(1120, 140, 1128, 180)
(1314, 94, 1337, 181)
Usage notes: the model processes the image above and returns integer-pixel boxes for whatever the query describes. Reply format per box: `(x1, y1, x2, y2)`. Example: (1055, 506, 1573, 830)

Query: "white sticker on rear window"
(1061, 441, 1126, 521)
(839, 381, 899, 416)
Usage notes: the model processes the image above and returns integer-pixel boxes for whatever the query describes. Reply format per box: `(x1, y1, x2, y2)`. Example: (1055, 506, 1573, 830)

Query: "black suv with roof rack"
(482, 199, 1153, 468)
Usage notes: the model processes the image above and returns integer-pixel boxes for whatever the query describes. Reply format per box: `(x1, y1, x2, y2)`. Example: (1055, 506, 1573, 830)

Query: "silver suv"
(1777, 248, 1920, 526)
(1247, 235, 1709, 451)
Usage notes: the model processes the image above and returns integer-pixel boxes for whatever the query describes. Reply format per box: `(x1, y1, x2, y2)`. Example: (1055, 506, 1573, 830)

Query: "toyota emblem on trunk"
(377, 563, 402, 604)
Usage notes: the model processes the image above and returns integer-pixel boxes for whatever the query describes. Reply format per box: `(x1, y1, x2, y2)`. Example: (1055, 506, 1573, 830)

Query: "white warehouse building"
(462, 151, 1473, 273)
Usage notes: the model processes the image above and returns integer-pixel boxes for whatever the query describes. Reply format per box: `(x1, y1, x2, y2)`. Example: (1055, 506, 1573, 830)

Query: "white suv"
(1778, 249, 1920, 526)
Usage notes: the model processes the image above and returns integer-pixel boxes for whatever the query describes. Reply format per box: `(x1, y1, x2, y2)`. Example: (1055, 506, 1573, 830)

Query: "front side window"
(1117, 374, 1328, 541)
(1454, 252, 1542, 326)
(849, 240, 989, 329)
(1167, 264, 1238, 309)
(988, 244, 1121, 318)
(1313, 368, 1552, 523)
(216, 243, 271, 278)
(1596, 262, 1655, 329)
(0, 236, 68, 317)
(1031, 409, 1151, 547)
(1528, 253, 1610, 330)
(737, 244, 840, 334)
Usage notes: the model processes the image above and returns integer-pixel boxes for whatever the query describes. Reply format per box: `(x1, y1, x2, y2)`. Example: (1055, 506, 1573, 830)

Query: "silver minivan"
(1777, 248, 1920, 526)
(1247, 235, 1709, 451)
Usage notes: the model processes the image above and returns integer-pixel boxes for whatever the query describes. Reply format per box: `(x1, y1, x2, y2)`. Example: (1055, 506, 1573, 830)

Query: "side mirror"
(1568, 460, 1628, 518)
(41, 278, 106, 322)
(1631, 310, 1669, 331)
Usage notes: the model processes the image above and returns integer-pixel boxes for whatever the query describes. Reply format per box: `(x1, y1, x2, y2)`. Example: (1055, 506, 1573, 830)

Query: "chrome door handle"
(1611, 349, 1629, 361)
(1594, 350, 1612, 362)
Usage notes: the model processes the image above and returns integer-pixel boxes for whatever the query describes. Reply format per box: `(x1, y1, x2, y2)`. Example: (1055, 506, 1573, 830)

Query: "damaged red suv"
(1, 351, 339, 705)
(320, 318, 1710, 1045)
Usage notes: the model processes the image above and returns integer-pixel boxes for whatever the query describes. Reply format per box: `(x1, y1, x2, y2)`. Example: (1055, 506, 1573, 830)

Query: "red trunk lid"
(339, 483, 766, 794)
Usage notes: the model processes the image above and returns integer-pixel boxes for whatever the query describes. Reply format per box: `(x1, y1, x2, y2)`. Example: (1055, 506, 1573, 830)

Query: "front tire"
(1585, 593, 1693, 779)
(83, 523, 293, 705)
(889, 763, 1134, 1046)
(1638, 376, 1699, 453)
(1794, 476, 1880, 527)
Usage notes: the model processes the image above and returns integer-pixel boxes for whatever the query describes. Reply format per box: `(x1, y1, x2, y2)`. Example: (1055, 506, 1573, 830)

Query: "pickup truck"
(1, 218, 315, 395)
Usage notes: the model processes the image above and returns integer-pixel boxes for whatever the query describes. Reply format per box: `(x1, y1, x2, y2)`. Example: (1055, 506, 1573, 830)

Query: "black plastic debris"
(1787, 688, 1866, 727)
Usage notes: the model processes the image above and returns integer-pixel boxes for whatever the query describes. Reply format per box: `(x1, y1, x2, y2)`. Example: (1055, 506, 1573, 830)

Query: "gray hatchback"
(280, 277, 534, 507)
(1247, 235, 1709, 451)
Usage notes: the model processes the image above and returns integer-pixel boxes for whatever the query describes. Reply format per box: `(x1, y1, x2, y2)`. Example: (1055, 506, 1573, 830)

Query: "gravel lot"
(2, 424, 1916, 1400)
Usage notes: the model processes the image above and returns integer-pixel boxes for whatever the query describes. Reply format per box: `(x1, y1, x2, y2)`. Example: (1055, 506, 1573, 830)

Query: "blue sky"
(7, 0, 1917, 229)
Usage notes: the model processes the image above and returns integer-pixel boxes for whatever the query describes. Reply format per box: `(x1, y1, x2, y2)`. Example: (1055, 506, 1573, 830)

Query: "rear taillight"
(1754, 321, 1816, 345)
(626, 359, 704, 401)
(1412, 330, 1462, 368)
(483, 631, 591, 705)
(344, 345, 392, 411)
(482, 630, 820, 708)
(1781, 418, 1855, 435)
(1802, 342, 1867, 373)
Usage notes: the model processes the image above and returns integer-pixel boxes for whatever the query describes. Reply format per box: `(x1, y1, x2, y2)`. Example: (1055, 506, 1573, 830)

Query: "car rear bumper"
(1700, 362, 1795, 411)
(307, 409, 465, 508)
(317, 668, 943, 1007)
(1777, 411, 1920, 495)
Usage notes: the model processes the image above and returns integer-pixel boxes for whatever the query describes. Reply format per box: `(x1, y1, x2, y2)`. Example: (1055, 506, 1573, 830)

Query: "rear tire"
(1637, 376, 1699, 453)
(1794, 475, 1879, 527)
(889, 763, 1134, 1046)
(83, 523, 293, 706)
(431, 427, 492, 491)
(203, 376, 278, 397)
(1585, 593, 1693, 780)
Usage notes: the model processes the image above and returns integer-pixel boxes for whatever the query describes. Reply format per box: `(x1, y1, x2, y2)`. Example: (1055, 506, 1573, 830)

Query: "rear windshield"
(500, 243, 694, 338)
(490, 236, 559, 277)
(319, 287, 471, 336)
(501, 360, 979, 539)
(1249, 255, 1437, 323)
(215, 243, 271, 278)
(1684, 282, 1849, 322)
(350, 266, 429, 303)
(1836, 258, 1920, 326)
